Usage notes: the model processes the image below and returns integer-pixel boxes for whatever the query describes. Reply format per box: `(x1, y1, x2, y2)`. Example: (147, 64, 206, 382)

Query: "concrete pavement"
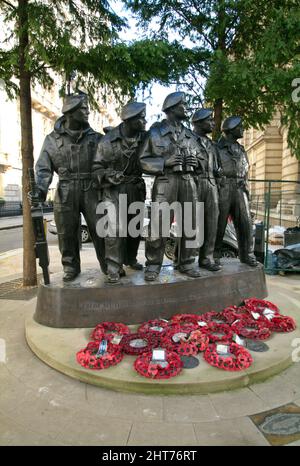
(0, 246, 300, 446)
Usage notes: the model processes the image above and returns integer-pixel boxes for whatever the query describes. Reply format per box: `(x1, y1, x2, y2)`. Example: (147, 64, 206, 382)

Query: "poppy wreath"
(231, 319, 271, 340)
(159, 324, 200, 352)
(122, 332, 159, 355)
(244, 298, 279, 314)
(200, 311, 229, 325)
(171, 313, 202, 326)
(222, 306, 252, 324)
(176, 341, 198, 356)
(138, 319, 170, 337)
(134, 351, 183, 379)
(188, 329, 210, 352)
(76, 341, 123, 370)
(206, 322, 234, 343)
(266, 315, 297, 333)
(204, 342, 253, 371)
(91, 322, 130, 343)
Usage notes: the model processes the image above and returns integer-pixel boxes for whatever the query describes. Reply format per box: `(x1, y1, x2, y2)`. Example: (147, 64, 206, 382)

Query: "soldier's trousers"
(145, 173, 198, 274)
(100, 181, 145, 274)
(214, 180, 253, 261)
(196, 177, 219, 263)
(54, 179, 105, 274)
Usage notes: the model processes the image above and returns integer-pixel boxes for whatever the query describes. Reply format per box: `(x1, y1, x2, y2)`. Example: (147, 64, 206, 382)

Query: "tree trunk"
(213, 97, 223, 141)
(212, 3, 226, 141)
(18, 0, 37, 286)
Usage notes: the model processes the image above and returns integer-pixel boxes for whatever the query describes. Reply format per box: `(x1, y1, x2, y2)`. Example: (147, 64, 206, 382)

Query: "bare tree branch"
(0, 0, 16, 9)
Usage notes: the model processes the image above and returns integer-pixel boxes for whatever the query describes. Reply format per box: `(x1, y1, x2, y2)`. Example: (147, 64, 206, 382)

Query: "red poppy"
(122, 333, 159, 355)
(231, 319, 271, 340)
(204, 342, 253, 371)
(76, 341, 123, 370)
(134, 351, 183, 379)
(91, 322, 130, 342)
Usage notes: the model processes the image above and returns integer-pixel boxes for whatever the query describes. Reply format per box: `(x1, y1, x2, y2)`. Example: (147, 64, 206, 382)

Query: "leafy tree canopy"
(0, 0, 197, 106)
(124, 0, 300, 157)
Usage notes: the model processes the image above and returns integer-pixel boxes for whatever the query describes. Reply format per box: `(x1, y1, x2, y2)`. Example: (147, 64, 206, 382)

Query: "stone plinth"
(34, 259, 267, 328)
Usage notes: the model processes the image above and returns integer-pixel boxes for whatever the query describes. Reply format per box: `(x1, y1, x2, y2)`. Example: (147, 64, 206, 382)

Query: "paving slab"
(163, 395, 219, 423)
(193, 417, 269, 446)
(106, 393, 164, 422)
(250, 375, 300, 408)
(208, 387, 268, 419)
(0, 412, 65, 446)
(55, 413, 132, 446)
(127, 421, 197, 446)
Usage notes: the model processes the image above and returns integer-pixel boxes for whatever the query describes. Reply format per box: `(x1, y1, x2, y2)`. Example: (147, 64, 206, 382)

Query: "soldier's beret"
(222, 115, 242, 132)
(62, 92, 88, 114)
(121, 102, 146, 121)
(192, 108, 214, 122)
(162, 91, 186, 112)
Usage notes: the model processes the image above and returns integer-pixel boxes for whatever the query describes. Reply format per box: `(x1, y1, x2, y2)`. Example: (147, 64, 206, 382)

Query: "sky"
(111, 0, 178, 126)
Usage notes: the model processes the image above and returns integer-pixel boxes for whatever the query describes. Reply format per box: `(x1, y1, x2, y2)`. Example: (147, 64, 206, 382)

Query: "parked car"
(164, 220, 239, 261)
(48, 214, 91, 243)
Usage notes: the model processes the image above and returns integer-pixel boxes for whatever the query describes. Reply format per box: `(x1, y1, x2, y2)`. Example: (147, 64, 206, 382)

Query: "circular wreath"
(244, 298, 279, 314)
(122, 333, 158, 355)
(267, 315, 296, 333)
(91, 321, 130, 342)
(188, 329, 210, 352)
(138, 319, 170, 337)
(223, 306, 252, 324)
(201, 311, 229, 325)
(231, 319, 271, 340)
(159, 324, 200, 353)
(176, 341, 198, 356)
(171, 313, 202, 326)
(76, 341, 123, 370)
(134, 351, 183, 379)
(206, 323, 234, 343)
(160, 325, 209, 355)
(204, 342, 253, 371)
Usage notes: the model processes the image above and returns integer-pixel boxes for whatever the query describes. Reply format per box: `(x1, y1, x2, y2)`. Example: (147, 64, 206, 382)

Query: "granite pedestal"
(34, 259, 267, 328)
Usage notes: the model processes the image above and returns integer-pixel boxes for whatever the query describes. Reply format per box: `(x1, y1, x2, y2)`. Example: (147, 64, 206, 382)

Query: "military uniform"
(140, 118, 199, 275)
(194, 134, 219, 265)
(214, 117, 254, 264)
(92, 104, 146, 277)
(35, 99, 105, 277)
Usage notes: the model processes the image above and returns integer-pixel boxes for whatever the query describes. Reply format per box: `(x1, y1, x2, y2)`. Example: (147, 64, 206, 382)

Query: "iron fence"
(249, 179, 300, 274)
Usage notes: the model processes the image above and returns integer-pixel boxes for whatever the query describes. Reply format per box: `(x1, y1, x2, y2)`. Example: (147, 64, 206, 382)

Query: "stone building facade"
(242, 114, 300, 227)
(0, 80, 121, 203)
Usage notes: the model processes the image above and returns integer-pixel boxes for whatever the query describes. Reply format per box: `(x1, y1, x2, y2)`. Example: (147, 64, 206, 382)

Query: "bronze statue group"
(32, 91, 257, 284)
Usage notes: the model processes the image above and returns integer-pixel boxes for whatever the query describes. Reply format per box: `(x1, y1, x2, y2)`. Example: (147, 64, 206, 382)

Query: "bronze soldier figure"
(34, 92, 105, 281)
(192, 108, 221, 271)
(92, 102, 147, 283)
(140, 91, 201, 281)
(214, 116, 257, 267)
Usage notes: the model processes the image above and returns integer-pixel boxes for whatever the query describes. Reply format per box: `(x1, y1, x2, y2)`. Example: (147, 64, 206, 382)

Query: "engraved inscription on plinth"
(34, 260, 267, 328)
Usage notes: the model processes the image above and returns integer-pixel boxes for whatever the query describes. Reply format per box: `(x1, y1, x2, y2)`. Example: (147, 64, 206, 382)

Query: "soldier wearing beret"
(33, 92, 105, 281)
(139, 91, 201, 281)
(192, 108, 221, 271)
(214, 116, 257, 267)
(92, 102, 147, 283)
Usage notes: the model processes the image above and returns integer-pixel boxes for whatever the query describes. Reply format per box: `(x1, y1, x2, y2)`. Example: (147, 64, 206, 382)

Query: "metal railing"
(249, 179, 300, 274)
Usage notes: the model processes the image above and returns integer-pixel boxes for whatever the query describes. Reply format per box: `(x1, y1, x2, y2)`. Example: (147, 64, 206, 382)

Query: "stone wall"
(243, 114, 300, 227)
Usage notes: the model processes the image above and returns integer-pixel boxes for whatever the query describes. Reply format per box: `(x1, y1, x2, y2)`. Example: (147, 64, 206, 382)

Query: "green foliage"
(0, 0, 128, 99)
(0, 1, 199, 110)
(124, 0, 300, 158)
